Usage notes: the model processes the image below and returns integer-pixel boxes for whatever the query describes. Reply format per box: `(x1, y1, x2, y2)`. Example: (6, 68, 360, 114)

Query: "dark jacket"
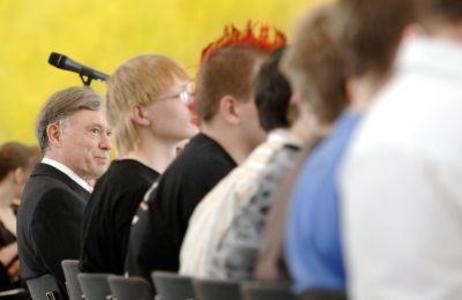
(17, 163, 90, 298)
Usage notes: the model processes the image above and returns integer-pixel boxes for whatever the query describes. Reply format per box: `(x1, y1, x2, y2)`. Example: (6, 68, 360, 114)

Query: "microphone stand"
(79, 68, 104, 86)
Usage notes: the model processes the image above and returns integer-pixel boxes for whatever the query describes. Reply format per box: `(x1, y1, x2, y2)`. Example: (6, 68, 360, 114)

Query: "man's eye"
(90, 128, 100, 135)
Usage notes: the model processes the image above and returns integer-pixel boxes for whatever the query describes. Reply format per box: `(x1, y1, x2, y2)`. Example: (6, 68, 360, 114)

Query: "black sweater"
(80, 159, 159, 274)
(125, 133, 236, 281)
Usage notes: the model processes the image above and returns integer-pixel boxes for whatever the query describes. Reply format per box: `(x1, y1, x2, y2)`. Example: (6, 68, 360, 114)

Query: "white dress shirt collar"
(267, 128, 301, 146)
(41, 157, 92, 192)
(398, 36, 462, 81)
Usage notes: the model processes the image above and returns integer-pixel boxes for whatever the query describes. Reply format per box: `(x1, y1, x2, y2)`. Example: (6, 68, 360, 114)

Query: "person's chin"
(94, 159, 110, 171)
(91, 167, 107, 179)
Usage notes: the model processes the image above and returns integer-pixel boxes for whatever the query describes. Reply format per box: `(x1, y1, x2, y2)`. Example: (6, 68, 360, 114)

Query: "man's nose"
(99, 132, 112, 151)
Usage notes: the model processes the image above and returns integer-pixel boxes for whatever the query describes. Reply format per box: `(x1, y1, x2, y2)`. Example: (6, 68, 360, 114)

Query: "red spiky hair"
(200, 21, 287, 65)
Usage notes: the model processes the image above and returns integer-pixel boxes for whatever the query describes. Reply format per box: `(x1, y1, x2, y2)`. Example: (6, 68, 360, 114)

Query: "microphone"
(48, 52, 109, 86)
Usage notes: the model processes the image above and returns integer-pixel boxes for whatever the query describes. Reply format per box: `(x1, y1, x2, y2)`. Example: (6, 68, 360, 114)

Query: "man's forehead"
(67, 109, 109, 127)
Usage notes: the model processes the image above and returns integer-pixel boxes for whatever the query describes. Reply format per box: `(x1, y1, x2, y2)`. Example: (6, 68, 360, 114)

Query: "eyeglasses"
(157, 84, 194, 105)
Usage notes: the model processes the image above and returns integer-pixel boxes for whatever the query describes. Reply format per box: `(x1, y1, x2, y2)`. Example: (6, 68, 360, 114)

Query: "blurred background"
(0, 0, 322, 144)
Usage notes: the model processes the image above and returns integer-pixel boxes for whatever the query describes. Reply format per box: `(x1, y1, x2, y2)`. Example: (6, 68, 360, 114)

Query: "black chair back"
(0, 288, 29, 300)
(241, 281, 296, 300)
(151, 271, 194, 300)
(61, 260, 82, 300)
(26, 274, 62, 300)
(107, 275, 153, 300)
(78, 273, 112, 300)
(192, 278, 241, 300)
(299, 290, 347, 300)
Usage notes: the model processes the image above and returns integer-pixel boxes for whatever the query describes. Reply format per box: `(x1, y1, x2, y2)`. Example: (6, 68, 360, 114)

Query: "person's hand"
(0, 243, 17, 266)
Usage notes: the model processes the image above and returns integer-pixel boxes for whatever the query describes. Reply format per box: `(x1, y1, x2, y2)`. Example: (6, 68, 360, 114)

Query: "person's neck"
(0, 182, 15, 209)
(201, 124, 251, 165)
(290, 112, 332, 144)
(44, 152, 92, 183)
(430, 22, 462, 44)
(121, 135, 178, 174)
(45, 151, 76, 174)
(348, 73, 389, 113)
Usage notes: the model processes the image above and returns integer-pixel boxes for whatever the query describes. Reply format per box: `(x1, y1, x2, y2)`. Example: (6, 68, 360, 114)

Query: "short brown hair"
(106, 55, 189, 155)
(0, 142, 41, 181)
(419, 0, 462, 27)
(340, 0, 418, 77)
(282, 3, 347, 125)
(36, 87, 102, 153)
(196, 46, 269, 122)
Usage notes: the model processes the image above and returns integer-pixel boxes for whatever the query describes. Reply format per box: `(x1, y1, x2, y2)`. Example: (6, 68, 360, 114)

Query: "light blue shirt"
(285, 112, 362, 293)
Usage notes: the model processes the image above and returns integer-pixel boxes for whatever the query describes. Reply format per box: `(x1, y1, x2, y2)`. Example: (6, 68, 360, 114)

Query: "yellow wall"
(0, 0, 322, 144)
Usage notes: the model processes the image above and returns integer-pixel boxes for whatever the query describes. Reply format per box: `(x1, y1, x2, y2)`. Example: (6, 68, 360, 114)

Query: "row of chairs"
(26, 260, 344, 300)
(66, 260, 295, 300)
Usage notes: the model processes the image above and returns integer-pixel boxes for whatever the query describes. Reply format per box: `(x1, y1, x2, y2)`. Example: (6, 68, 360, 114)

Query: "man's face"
(59, 109, 111, 180)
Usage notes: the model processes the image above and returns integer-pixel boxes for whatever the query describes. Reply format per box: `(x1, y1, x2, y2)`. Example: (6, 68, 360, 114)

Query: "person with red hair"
(124, 22, 286, 283)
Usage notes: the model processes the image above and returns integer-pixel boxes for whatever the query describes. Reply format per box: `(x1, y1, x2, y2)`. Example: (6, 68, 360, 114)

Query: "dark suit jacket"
(17, 163, 90, 298)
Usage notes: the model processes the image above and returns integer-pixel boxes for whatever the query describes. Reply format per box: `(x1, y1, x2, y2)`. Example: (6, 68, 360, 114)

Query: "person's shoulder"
(22, 170, 72, 205)
(27, 186, 85, 228)
(162, 152, 233, 190)
(28, 163, 86, 194)
(39, 187, 83, 208)
(147, 135, 236, 203)
(96, 160, 159, 192)
(171, 135, 235, 174)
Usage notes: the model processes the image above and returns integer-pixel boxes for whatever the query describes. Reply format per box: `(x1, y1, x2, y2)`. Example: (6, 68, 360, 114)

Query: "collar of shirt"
(267, 128, 301, 146)
(41, 157, 93, 192)
(398, 36, 462, 82)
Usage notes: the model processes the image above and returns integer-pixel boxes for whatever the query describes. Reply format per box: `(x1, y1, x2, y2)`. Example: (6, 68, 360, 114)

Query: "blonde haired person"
(80, 55, 198, 274)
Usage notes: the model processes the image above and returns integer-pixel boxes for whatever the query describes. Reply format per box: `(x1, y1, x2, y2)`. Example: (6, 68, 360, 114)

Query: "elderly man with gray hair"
(17, 87, 111, 299)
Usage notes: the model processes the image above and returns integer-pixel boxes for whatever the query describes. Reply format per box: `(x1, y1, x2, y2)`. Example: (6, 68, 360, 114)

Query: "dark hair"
(340, 0, 419, 77)
(36, 87, 102, 153)
(0, 142, 41, 181)
(254, 48, 292, 132)
(196, 46, 269, 122)
(420, 0, 462, 26)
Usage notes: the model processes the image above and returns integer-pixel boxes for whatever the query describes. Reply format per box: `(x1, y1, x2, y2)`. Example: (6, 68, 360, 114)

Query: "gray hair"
(35, 86, 102, 153)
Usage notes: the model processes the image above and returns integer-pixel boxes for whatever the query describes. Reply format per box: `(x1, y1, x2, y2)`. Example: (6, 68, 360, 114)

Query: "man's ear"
(13, 168, 26, 185)
(218, 95, 240, 125)
(46, 122, 62, 148)
(131, 105, 150, 127)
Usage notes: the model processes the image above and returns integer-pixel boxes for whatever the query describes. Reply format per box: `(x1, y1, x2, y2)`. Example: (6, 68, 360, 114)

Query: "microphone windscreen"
(48, 52, 67, 68)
